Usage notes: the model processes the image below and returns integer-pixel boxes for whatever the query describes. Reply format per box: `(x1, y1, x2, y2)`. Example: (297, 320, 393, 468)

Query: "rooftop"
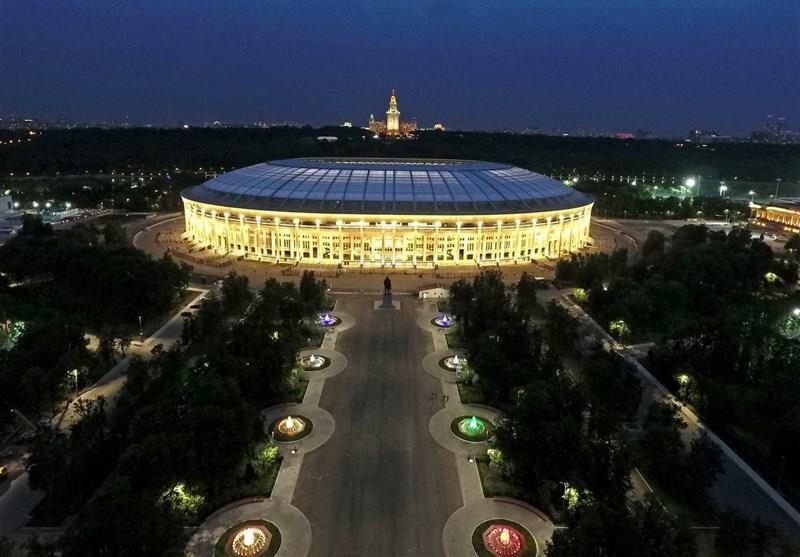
(181, 158, 592, 215)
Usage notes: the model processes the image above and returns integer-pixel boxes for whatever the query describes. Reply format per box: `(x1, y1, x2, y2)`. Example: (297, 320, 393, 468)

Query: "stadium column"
(223, 212, 230, 253)
(496, 220, 503, 263)
(359, 221, 364, 265)
(292, 218, 300, 261)
(413, 222, 418, 266)
(273, 217, 279, 262)
(391, 221, 397, 265)
(255, 216, 261, 260)
(316, 220, 322, 263)
(434, 221, 441, 264)
(476, 221, 483, 261)
(546, 217, 553, 257)
(514, 218, 521, 262)
(239, 214, 246, 256)
(455, 222, 462, 265)
(337, 220, 344, 262)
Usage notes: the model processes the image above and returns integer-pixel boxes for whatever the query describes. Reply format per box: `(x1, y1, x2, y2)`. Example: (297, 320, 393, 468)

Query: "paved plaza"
(292, 297, 464, 556)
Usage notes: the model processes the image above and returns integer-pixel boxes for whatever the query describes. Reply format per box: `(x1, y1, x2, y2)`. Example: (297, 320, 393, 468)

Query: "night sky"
(2, 1, 798, 135)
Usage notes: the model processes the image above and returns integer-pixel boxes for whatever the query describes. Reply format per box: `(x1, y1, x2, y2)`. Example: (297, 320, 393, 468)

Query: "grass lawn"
(200, 457, 283, 524)
(286, 378, 309, 404)
(457, 382, 490, 406)
(476, 458, 529, 502)
(437, 300, 451, 313)
(445, 332, 465, 350)
(637, 464, 717, 526)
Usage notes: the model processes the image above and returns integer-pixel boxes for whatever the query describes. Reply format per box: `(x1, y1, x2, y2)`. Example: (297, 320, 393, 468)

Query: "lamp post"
(719, 184, 728, 198)
(749, 190, 756, 203)
(684, 177, 696, 198)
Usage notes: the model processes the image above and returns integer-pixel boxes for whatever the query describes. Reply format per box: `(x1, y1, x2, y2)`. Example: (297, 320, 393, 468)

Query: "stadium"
(180, 158, 593, 268)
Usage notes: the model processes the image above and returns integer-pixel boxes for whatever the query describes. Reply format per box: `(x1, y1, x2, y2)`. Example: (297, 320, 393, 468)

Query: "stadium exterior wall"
(180, 201, 593, 268)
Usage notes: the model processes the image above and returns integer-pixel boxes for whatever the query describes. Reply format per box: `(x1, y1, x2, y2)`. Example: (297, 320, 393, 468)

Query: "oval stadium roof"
(181, 158, 593, 215)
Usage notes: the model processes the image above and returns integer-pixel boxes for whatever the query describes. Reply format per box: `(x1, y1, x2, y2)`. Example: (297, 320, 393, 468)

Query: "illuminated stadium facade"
(180, 158, 593, 268)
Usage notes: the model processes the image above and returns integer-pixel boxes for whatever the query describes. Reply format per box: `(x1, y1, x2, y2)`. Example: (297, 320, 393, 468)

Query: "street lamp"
(684, 177, 697, 198)
(69, 368, 79, 399)
(719, 184, 728, 198)
(749, 190, 756, 202)
(793, 307, 800, 317)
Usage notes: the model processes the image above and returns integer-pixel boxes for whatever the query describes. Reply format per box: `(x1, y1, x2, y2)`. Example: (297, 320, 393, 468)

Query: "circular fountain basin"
(217, 520, 280, 557)
(318, 313, 341, 327)
(431, 314, 454, 328)
(300, 354, 331, 371)
(450, 415, 494, 442)
(269, 415, 313, 443)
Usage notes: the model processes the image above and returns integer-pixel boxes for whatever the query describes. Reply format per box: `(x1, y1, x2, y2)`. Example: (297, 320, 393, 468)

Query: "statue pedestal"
(374, 293, 400, 310)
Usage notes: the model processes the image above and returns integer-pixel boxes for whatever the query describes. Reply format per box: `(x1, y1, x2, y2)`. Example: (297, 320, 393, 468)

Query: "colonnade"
(182, 202, 593, 267)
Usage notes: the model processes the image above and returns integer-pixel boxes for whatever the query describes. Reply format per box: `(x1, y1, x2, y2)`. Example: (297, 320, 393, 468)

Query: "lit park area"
(268, 415, 313, 442)
(216, 520, 281, 557)
(451, 415, 495, 443)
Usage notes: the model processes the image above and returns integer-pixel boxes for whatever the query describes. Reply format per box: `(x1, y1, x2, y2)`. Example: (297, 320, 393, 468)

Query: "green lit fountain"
(458, 415, 486, 438)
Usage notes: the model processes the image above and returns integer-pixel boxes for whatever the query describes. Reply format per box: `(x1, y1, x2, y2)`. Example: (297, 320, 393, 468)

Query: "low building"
(750, 202, 800, 235)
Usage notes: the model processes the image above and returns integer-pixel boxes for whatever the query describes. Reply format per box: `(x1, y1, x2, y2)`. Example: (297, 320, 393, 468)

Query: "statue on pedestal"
(381, 276, 393, 308)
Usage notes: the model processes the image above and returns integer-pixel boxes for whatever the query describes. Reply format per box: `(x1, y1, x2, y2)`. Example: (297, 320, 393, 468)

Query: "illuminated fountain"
(442, 353, 466, 371)
(277, 415, 306, 437)
(229, 525, 270, 556)
(482, 524, 526, 557)
(459, 416, 486, 438)
(301, 353, 329, 370)
(318, 312, 340, 327)
(432, 313, 453, 327)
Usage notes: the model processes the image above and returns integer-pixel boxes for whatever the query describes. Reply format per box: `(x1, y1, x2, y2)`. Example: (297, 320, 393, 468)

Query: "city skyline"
(2, 1, 798, 135)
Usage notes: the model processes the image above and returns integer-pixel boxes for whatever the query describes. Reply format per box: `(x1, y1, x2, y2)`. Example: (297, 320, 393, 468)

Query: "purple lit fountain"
(318, 312, 340, 327)
(432, 314, 453, 328)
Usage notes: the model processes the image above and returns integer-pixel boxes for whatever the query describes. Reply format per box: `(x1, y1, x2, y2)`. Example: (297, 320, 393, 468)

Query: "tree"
(515, 272, 539, 316)
(684, 433, 723, 499)
(546, 496, 695, 557)
(715, 510, 797, 557)
(785, 234, 800, 260)
(641, 401, 686, 481)
(642, 230, 666, 259)
(102, 222, 127, 246)
(299, 270, 326, 311)
(220, 271, 252, 315)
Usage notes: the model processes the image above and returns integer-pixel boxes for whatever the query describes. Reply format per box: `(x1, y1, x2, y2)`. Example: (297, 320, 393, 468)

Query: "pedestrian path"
(418, 302, 555, 555)
(185, 305, 353, 556)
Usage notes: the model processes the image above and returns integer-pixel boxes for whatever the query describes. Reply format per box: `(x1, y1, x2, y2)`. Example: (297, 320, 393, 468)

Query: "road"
(292, 296, 462, 557)
(0, 287, 208, 539)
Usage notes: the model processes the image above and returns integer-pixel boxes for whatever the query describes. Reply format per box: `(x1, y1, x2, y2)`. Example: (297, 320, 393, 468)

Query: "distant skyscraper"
(368, 91, 417, 136)
(764, 114, 786, 137)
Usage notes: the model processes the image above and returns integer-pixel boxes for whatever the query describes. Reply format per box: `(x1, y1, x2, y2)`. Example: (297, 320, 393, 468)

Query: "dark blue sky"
(2, 1, 798, 134)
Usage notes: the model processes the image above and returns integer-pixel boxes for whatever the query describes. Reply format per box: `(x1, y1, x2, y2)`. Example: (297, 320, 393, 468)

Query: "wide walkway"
(292, 296, 462, 557)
